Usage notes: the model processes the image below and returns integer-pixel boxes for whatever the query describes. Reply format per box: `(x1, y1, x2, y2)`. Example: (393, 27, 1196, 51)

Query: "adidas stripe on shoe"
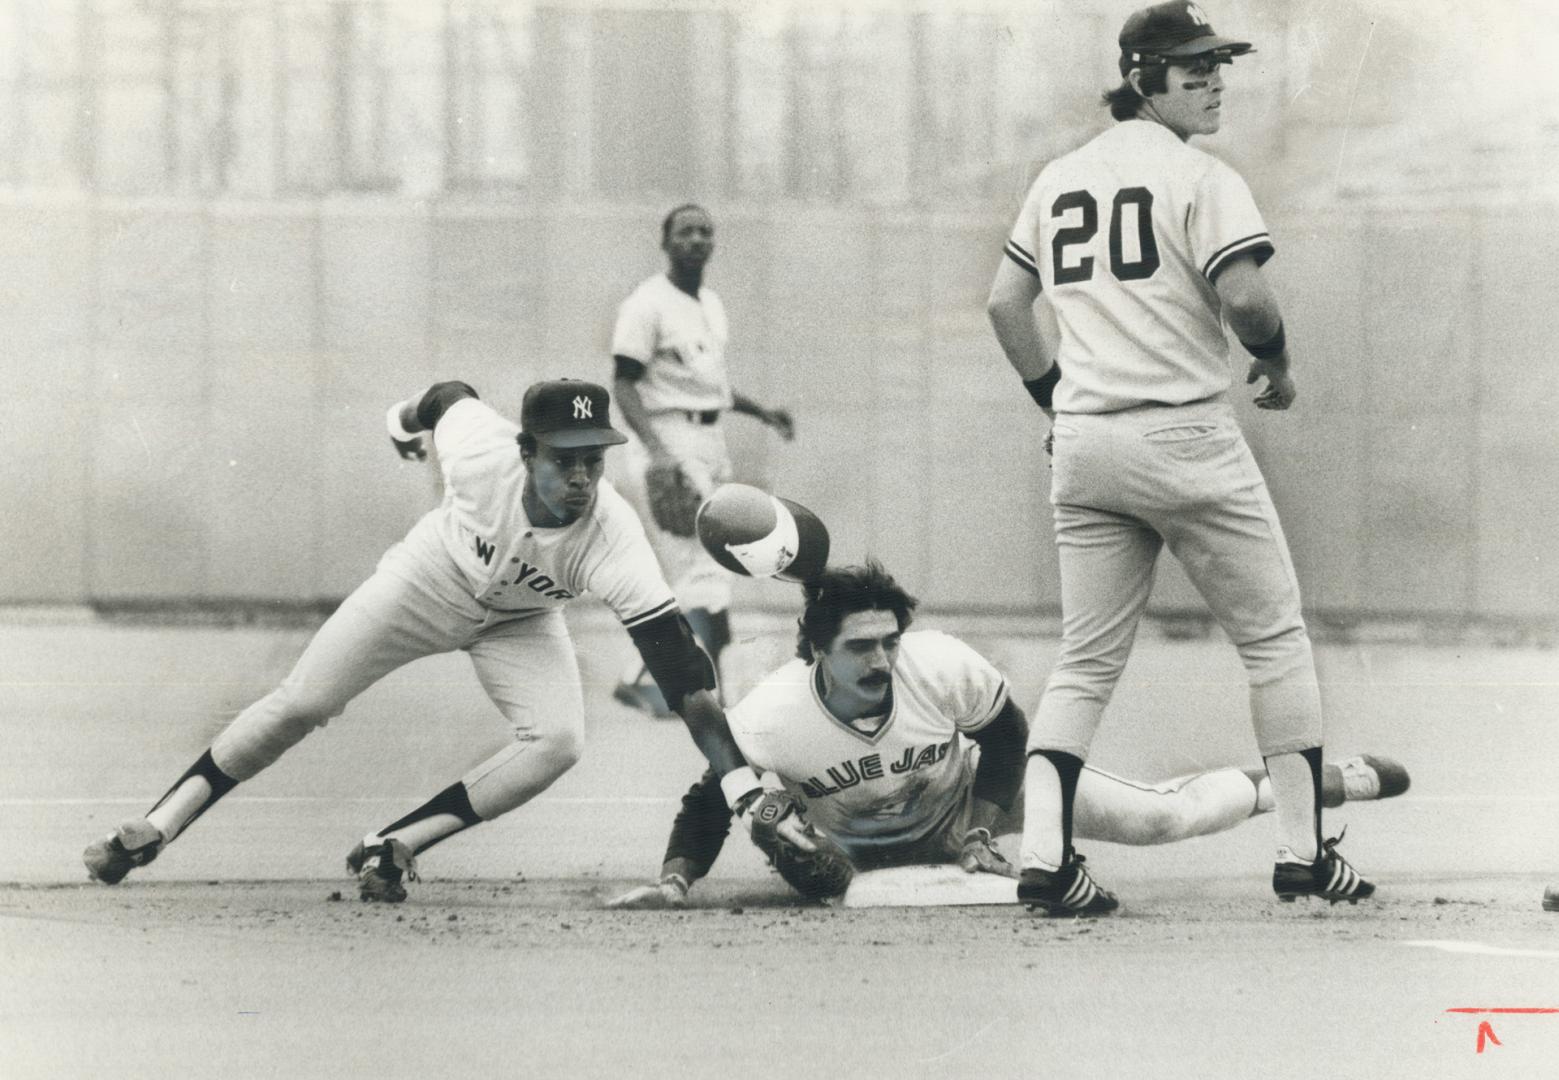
(1273, 833, 1375, 904)
(1018, 851, 1119, 917)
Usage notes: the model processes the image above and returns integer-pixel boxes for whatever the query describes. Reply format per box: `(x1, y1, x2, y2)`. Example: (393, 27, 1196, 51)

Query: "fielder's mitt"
(746, 790, 855, 901)
(645, 460, 703, 537)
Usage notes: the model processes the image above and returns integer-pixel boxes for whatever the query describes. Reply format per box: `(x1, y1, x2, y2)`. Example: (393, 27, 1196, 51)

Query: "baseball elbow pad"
(967, 699, 1028, 812)
(414, 381, 478, 430)
(626, 611, 716, 713)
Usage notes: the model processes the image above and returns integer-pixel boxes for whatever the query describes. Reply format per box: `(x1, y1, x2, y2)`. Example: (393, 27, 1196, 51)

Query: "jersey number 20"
(1050, 187, 1160, 284)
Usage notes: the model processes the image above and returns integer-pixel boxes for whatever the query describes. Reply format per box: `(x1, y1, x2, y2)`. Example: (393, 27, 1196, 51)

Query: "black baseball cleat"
(1018, 850, 1119, 917)
(83, 819, 165, 885)
(1273, 831, 1375, 904)
(346, 838, 419, 903)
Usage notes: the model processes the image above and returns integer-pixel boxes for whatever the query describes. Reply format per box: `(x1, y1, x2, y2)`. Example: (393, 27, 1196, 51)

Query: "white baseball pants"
(211, 559, 585, 822)
(1033, 397, 1323, 759)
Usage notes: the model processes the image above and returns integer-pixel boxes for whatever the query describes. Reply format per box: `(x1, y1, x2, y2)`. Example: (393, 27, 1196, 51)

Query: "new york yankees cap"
(520, 379, 629, 448)
(1119, 1, 1253, 76)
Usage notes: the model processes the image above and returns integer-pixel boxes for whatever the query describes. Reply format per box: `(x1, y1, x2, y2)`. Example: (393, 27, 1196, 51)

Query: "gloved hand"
(732, 788, 818, 855)
(645, 459, 703, 536)
(734, 790, 857, 901)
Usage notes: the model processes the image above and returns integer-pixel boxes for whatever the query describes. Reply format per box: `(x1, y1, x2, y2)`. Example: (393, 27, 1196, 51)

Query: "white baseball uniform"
(212, 396, 677, 821)
(611, 272, 736, 613)
(728, 630, 1007, 868)
(1004, 118, 1320, 759)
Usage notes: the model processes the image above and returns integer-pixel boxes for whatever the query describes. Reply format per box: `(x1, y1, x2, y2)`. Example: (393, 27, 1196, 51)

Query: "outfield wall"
(4, 195, 1554, 622)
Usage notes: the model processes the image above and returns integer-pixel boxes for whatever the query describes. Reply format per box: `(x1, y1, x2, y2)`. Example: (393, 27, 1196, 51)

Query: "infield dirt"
(3, 612, 1557, 1078)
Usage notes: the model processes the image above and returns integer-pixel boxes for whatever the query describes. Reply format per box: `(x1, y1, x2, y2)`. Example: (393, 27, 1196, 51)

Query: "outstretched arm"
(623, 612, 817, 860)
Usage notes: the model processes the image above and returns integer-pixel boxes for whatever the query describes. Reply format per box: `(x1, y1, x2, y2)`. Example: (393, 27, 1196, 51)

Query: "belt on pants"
(679, 410, 720, 424)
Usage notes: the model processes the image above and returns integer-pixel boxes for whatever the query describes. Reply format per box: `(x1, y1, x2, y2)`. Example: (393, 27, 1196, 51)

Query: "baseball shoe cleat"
(346, 838, 419, 903)
(1273, 831, 1374, 904)
(83, 819, 164, 885)
(1018, 850, 1119, 917)
(1321, 755, 1411, 808)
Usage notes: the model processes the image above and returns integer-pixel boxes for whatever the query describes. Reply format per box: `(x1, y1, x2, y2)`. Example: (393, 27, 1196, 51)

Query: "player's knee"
(535, 725, 585, 775)
(1235, 622, 1312, 680)
(1045, 661, 1122, 707)
(212, 695, 331, 780)
(267, 675, 348, 729)
(556, 728, 585, 771)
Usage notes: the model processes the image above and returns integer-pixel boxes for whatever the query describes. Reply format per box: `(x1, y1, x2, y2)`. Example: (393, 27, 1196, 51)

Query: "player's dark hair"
(795, 560, 918, 662)
(516, 432, 537, 457)
(661, 203, 708, 242)
(1103, 65, 1168, 119)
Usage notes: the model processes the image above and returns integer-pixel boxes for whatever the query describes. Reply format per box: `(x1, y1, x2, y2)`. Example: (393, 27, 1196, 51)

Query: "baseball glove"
(745, 790, 855, 901)
(645, 460, 703, 537)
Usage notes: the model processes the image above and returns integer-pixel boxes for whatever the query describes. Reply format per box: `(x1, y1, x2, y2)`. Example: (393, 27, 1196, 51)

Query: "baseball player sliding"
(610, 205, 795, 716)
(609, 561, 1408, 908)
(987, 1, 1371, 914)
(82, 379, 809, 900)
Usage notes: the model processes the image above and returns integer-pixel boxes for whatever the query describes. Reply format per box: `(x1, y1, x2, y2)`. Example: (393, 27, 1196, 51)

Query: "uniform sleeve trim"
(959, 676, 1010, 734)
(1003, 240, 1039, 278)
(621, 597, 677, 628)
(1203, 234, 1274, 281)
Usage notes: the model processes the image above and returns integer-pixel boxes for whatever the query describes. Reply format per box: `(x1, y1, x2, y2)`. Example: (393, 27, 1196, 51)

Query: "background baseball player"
(82, 379, 808, 901)
(986, 1, 1372, 914)
(611, 204, 796, 716)
(608, 561, 1408, 907)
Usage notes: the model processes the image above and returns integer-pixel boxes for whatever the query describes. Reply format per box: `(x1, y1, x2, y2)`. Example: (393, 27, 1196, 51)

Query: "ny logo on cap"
(572, 396, 593, 419)
(1185, 2, 1209, 25)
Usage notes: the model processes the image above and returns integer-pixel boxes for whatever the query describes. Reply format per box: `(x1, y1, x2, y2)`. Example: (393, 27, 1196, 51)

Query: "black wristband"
(1241, 321, 1286, 361)
(1023, 363, 1062, 409)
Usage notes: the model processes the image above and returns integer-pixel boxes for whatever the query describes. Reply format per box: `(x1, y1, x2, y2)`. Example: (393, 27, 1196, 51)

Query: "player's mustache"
(860, 672, 890, 688)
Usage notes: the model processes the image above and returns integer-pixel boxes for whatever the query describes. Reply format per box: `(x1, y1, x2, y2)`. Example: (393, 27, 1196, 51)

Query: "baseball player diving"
(82, 379, 811, 900)
(608, 561, 1408, 908)
(610, 204, 795, 716)
(987, 1, 1373, 914)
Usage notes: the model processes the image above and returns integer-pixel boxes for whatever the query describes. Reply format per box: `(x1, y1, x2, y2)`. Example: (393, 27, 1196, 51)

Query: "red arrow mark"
(1477, 1021, 1502, 1054)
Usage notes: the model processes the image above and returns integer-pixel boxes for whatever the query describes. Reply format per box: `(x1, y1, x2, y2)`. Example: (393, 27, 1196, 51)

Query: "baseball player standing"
(986, 1, 1374, 914)
(610, 204, 795, 716)
(82, 379, 809, 900)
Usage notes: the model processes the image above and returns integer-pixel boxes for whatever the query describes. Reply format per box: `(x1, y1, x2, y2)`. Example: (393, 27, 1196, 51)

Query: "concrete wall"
(3, 194, 1554, 621)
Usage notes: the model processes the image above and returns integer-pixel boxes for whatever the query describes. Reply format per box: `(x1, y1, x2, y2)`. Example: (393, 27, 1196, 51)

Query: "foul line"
(1405, 940, 1559, 961)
